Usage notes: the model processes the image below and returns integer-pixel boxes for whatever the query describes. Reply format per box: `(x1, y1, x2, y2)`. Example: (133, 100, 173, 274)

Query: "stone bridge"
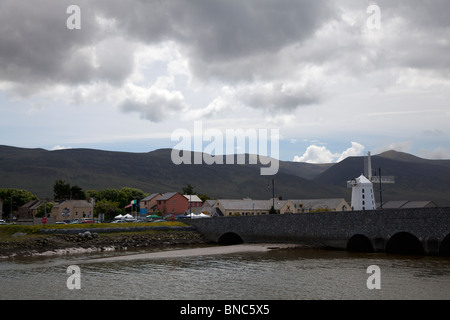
(188, 207, 450, 256)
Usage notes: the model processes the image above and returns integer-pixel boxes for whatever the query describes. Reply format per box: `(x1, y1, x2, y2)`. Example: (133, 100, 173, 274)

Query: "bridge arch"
(347, 234, 374, 252)
(218, 232, 244, 245)
(385, 232, 424, 255)
(439, 233, 450, 257)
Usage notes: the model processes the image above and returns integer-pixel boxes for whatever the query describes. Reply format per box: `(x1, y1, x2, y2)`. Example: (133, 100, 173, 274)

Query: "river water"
(0, 244, 449, 300)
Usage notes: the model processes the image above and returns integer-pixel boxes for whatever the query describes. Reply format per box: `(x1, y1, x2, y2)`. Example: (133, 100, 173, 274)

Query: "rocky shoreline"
(0, 229, 211, 258)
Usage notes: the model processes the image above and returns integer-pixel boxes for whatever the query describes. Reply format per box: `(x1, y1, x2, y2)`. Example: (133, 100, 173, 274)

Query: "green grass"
(0, 221, 189, 240)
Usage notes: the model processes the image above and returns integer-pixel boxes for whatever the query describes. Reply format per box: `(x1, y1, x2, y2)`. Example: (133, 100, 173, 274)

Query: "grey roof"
(183, 195, 203, 202)
(289, 198, 347, 210)
(142, 193, 162, 201)
(217, 199, 274, 211)
(158, 192, 180, 201)
(20, 200, 45, 210)
(401, 201, 437, 208)
(382, 200, 437, 209)
(201, 200, 216, 208)
(381, 200, 409, 209)
(53, 200, 93, 208)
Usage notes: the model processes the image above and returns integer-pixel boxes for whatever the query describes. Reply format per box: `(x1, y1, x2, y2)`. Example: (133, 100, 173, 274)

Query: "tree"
(94, 199, 122, 220)
(36, 202, 55, 218)
(53, 180, 86, 201)
(0, 188, 38, 220)
(70, 185, 86, 200)
(269, 205, 277, 215)
(117, 187, 148, 209)
(182, 184, 196, 195)
(53, 180, 71, 201)
(197, 193, 211, 202)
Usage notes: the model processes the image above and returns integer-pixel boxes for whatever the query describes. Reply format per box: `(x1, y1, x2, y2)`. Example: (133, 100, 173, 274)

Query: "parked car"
(0, 219, 6, 225)
(80, 218, 95, 224)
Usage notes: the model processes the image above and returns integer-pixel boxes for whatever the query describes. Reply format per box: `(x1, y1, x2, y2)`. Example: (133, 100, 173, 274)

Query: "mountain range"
(0, 145, 449, 206)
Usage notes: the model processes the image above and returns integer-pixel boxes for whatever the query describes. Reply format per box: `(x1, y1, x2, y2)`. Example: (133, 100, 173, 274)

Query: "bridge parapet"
(188, 207, 450, 256)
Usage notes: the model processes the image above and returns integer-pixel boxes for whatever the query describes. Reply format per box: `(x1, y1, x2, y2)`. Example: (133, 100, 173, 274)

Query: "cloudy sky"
(0, 0, 449, 163)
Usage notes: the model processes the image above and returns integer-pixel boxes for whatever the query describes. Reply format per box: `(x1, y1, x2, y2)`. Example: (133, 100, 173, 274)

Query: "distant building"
(184, 194, 203, 213)
(140, 193, 162, 215)
(17, 200, 46, 220)
(156, 192, 189, 215)
(200, 199, 216, 215)
(51, 200, 94, 222)
(380, 200, 438, 209)
(209, 199, 289, 216)
(205, 198, 350, 216)
(289, 198, 350, 213)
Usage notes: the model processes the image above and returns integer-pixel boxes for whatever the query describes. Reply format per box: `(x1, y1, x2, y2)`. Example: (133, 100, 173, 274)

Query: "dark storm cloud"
(0, 0, 334, 90)
(0, 0, 134, 95)
(1, 0, 450, 115)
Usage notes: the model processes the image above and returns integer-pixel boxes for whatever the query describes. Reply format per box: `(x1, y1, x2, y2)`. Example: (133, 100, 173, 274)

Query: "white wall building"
(349, 174, 375, 211)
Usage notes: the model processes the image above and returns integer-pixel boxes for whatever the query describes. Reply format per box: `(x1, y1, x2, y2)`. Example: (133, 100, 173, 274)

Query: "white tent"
(188, 213, 211, 219)
(114, 214, 124, 220)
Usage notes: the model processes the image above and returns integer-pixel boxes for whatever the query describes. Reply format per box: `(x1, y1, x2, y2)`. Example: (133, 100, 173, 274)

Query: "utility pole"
(379, 168, 383, 209)
(272, 179, 275, 209)
(268, 179, 275, 213)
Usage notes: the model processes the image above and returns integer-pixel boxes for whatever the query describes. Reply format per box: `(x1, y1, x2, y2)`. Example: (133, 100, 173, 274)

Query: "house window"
(362, 189, 365, 193)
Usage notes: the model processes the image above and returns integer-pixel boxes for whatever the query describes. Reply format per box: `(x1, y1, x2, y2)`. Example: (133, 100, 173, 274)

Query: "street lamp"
(267, 179, 275, 213)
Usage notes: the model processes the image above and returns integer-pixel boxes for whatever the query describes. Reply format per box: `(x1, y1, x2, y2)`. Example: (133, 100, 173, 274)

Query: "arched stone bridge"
(188, 207, 450, 256)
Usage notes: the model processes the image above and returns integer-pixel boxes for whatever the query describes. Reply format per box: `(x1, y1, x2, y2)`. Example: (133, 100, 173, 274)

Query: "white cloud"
(336, 142, 365, 162)
(119, 84, 187, 122)
(293, 142, 365, 163)
(419, 147, 450, 160)
(51, 145, 72, 151)
(294, 145, 337, 163)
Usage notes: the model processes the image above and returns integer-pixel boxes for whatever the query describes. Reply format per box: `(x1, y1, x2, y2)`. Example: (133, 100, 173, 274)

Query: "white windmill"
(347, 152, 395, 210)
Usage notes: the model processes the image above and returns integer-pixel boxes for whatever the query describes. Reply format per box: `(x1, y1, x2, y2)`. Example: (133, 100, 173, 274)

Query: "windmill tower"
(347, 152, 395, 210)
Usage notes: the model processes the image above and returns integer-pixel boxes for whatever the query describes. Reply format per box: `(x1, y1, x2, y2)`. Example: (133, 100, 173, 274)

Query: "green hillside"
(0, 145, 347, 201)
(1, 145, 448, 206)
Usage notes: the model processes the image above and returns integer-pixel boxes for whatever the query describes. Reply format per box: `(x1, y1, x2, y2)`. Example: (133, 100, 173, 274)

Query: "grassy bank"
(0, 221, 188, 238)
(0, 221, 208, 258)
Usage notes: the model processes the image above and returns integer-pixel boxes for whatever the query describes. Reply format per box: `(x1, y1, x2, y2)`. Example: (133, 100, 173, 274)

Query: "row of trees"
(0, 181, 150, 220)
(0, 188, 39, 219)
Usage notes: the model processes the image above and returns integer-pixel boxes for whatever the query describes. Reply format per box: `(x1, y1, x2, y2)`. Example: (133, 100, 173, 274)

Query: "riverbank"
(0, 227, 211, 258)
